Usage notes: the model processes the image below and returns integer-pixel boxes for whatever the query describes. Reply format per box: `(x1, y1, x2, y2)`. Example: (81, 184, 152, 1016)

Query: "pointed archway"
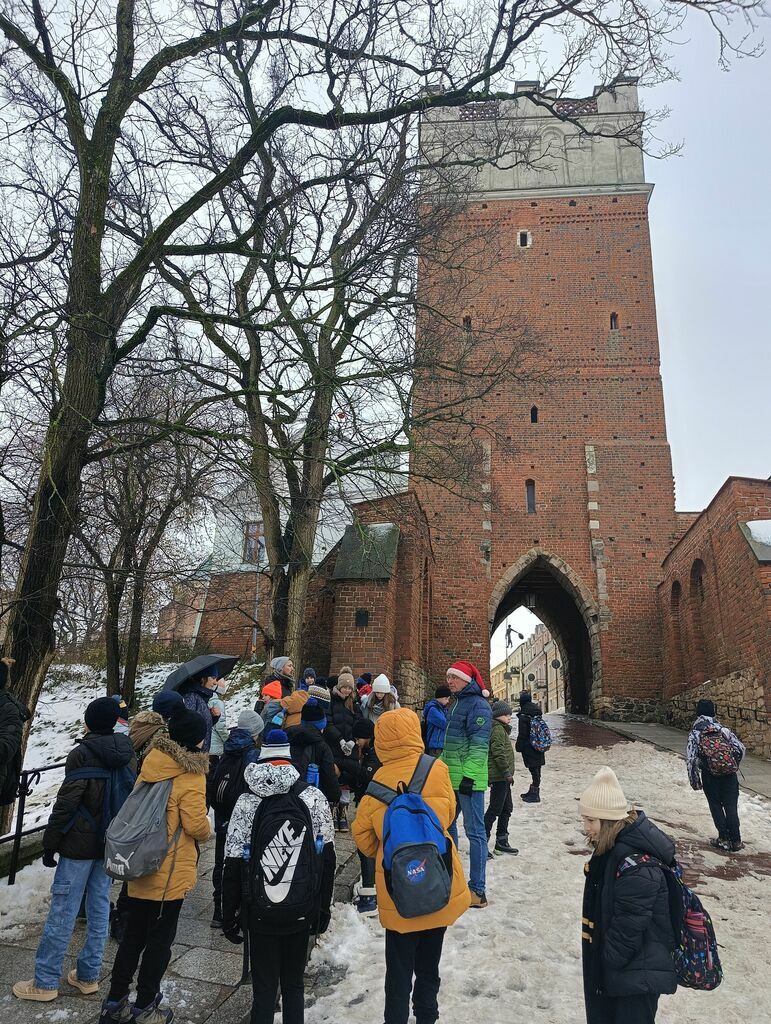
(489, 549, 602, 714)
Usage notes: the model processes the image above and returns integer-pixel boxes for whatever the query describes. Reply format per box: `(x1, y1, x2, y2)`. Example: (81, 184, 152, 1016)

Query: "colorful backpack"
(617, 854, 723, 991)
(529, 717, 552, 753)
(697, 726, 739, 776)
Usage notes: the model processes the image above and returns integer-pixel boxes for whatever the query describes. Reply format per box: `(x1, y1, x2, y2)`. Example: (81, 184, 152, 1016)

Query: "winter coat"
(686, 715, 745, 788)
(279, 690, 309, 729)
(43, 732, 137, 860)
(0, 689, 31, 805)
(208, 728, 260, 822)
(441, 680, 491, 792)
(286, 723, 341, 804)
(254, 675, 296, 717)
(222, 760, 336, 935)
(582, 811, 677, 1010)
(179, 685, 214, 752)
(127, 734, 211, 901)
(128, 710, 167, 770)
(330, 691, 360, 743)
(488, 719, 516, 782)
(352, 708, 471, 934)
(422, 699, 449, 752)
(360, 692, 400, 722)
(209, 695, 229, 756)
(515, 701, 546, 768)
(353, 743, 381, 803)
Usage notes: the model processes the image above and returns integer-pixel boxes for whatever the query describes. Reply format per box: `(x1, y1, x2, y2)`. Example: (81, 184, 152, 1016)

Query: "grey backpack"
(103, 779, 177, 880)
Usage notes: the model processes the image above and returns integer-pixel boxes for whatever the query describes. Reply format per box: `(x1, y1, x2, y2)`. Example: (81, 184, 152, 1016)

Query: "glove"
(222, 921, 243, 944)
(458, 777, 474, 797)
(504, 772, 514, 785)
(42, 849, 58, 868)
(340, 739, 355, 757)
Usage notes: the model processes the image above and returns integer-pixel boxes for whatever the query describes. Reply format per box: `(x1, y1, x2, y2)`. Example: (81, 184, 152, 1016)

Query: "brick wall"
(196, 570, 268, 658)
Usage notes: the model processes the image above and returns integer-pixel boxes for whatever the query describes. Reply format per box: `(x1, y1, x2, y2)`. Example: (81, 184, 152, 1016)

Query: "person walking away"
(178, 668, 220, 753)
(352, 709, 471, 1024)
(13, 698, 136, 1002)
(100, 706, 212, 1024)
(422, 687, 451, 756)
(361, 674, 400, 722)
(350, 717, 381, 916)
(441, 660, 491, 908)
(579, 766, 676, 1024)
(686, 699, 745, 851)
(286, 700, 341, 805)
(0, 658, 31, 809)
(209, 710, 264, 928)
(484, 701, 518, 856)
(221, 730, 336, 1024)
(516, 690, 546, 803)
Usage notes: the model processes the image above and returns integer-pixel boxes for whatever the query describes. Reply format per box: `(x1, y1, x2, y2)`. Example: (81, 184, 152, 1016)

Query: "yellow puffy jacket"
(127, 735, 212, 902)
(351, 708, 471, 933)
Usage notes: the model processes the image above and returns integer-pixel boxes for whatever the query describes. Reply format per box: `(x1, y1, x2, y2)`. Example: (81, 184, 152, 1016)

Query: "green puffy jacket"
(488, 719, 516, 782)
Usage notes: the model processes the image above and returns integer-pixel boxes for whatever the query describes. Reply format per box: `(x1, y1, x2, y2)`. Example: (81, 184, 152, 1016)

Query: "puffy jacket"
(0, 689, 30, 805)
(179, 685, 214, 752)
(286, 723, 341, 804)
(329, 691, 360, 743)
(686, 715, 745, 788)
(352, 709, 471, 933)
(209, 695, 229, 756)
(208, 728, 260, 821)
(515, 701, 546, 768)
(441, 681, 491, 791)
(582, 812, 677, 1002)
(43, 732, 137, 860)
(488, 719, 516, 782)
(422, 699, 448, 752)
(127, 734, 211, 901)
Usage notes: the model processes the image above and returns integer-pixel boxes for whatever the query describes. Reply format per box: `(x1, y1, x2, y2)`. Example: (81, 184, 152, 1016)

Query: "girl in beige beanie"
(579, 766, 678, 1024)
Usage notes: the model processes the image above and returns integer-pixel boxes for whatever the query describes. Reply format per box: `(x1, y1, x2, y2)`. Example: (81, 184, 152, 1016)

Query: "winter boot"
(133, 994, 173, 1024)
(494, 838, 519, 855)
(709, 836, 728, 849)
(729, 840, 745, 852)
(335, 804, 349, 833)
(210, 899, 223, 929)
(469, 890, 488, 909)
(520, 784, 535, 800)
(100, 997, 133, 1024)
(521, 787, 541, 804)
(354, 886, 378, 918)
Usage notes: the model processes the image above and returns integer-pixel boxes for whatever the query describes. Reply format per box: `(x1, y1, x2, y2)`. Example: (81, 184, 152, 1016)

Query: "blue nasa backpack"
(367, 754, 452, 918)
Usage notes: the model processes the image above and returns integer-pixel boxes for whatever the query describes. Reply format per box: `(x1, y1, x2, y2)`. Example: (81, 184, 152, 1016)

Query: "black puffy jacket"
(43, 732, 137, 860)
(0, 689, 31, 805)
(583, 811, 677, 1003)
(286, 724, 341, 804)
(329, 693, 360, 743)
(515, 701, 546, 768)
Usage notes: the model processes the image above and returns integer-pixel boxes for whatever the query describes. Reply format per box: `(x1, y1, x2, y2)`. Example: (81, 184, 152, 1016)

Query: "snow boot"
(494, 838, 519, 855)
(100, 997, 133, 1024)
(335, 804, 349, 833)
(521, 788, 541, 803)
(354, 886, 378, 918)
(520, 784, 535, 800)
(133, 994, 173, 1024)
(729, 840, 745, 852)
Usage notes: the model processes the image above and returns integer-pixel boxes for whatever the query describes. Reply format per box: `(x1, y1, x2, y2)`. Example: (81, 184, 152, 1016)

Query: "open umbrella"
(163, 654, 239, 692)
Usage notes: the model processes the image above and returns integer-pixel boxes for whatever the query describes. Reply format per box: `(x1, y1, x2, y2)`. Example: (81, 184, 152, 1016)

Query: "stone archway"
(489, 548, 603, 713)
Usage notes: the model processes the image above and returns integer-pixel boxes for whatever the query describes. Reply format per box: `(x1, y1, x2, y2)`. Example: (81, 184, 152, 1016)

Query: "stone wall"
(665, 669, 770, 758)
(395, 659, 432, 710)
(593, 695, 663, 723)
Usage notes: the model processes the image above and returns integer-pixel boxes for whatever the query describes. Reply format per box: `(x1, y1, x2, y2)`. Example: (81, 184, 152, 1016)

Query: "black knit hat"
(168, 707, 208, 751)
(352, 718, 376, 740)
(84, 697, 120, 735)
(301, 700, 326, 724)
(696, 699, 716, 718)
(434, 685, 452, 699)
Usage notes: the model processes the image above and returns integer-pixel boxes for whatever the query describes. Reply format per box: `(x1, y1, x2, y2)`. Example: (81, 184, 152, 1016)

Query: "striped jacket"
(441, 681, 492, 791)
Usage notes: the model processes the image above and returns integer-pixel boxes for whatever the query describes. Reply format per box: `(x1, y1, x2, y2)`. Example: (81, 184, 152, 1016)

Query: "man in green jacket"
(484, 701, 518, 856)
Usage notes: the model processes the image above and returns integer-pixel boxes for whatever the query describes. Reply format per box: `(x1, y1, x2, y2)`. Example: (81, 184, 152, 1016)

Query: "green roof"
(332, 523, 400, 581)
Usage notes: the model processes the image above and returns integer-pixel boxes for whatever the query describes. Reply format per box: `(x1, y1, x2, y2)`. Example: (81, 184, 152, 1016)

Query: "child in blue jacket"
(422, 686, 452, 755)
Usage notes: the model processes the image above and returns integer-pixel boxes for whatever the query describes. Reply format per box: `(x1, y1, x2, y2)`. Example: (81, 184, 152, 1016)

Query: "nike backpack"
(104, 779, 177, 880)
(246, 781, 322, 932)
(367, 754, 452, 919)
(697, 726, 739, 776)
(529, 717, 552, 753)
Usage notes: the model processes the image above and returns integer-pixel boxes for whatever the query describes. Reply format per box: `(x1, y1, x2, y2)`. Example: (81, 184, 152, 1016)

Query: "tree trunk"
(121, 569, 146, 708)
(284, 563, 312, 673)
(104, 581, 123, 697)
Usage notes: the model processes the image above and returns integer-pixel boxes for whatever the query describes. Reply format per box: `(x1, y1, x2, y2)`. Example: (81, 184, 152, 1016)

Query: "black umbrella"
(163, 654, 239, 692)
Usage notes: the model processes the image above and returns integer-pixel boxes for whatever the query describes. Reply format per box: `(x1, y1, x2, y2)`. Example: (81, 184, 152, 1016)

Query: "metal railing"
(0, 761, 66, 885)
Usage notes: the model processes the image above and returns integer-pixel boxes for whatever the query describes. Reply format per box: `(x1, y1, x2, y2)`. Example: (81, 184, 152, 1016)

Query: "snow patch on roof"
(745, 519, 771, 546)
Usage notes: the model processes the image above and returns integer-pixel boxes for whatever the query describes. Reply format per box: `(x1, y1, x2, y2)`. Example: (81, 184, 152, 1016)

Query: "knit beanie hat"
(258, 729, 292, 762)
(168, 706, 208, 751)
(696, 699, 716, 718)
(372, 674, 391, 694)
(152, 690, 184, 721)
(352, 718, 376, 740)
(357, 673, 373, 688)
(302, 700, 327, 730)
(518, 690, 532, 706)
(84, 697, 120, 735)
(302, 667, 317, 682)
(434, 685, 452, 699)
(307, 684, 331, 704)
(491, 700, 512, 718)
(271, 656, 291, 676)
(238, 709, 265, 738)
(579, 766, 629, 821)
(337, 670, 355, 690)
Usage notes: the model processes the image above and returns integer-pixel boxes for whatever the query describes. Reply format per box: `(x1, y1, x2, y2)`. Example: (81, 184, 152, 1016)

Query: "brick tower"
(412, 82, 678, 715)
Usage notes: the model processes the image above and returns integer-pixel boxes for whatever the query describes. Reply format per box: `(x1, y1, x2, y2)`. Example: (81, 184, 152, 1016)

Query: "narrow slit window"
(463, 315, 472, 332)
(530, 405, 538, 423)
(526, 479, 536, 514)
(610, 312, 619, 330)
(518, 230, 531, 248)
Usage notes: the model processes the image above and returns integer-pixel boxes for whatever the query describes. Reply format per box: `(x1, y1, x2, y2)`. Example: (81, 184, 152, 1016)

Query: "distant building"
(491, 624, 565, 711)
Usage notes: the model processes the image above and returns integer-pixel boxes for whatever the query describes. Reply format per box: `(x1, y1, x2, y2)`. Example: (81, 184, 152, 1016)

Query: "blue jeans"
(35, 857, 111, 989)
(448, 790, 487, 897)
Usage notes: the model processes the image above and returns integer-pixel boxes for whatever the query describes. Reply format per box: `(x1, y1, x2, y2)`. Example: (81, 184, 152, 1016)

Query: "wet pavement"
(546, 713, 630, 749)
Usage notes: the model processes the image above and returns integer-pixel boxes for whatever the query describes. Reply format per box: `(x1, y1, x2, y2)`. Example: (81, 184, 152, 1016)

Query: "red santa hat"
(446, 660, 487, 690)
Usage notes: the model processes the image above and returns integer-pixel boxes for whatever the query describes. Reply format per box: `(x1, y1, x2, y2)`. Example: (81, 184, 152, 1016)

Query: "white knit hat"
(372, 674, 391, 694)
(579, 766, 629, 821)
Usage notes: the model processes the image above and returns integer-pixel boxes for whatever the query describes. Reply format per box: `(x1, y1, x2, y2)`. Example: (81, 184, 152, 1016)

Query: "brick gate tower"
(410, 82, 678, 715)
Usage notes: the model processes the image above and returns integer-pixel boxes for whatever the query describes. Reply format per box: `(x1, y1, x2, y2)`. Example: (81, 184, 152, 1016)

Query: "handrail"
(1, 761, 67, 885)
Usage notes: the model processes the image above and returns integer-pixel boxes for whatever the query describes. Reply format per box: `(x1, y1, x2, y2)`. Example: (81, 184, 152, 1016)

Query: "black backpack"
(211, 750, 251, 820)
(245, 781, 322, 933)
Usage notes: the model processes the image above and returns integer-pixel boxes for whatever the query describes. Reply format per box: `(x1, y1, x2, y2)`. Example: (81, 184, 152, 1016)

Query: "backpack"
(262, 699, 287, 729)
(697, 726, 738, 776)
(616, 854, 723, 991)
(211, 750, 251, 821)
(104, 779, 179, 880)
(529, 717, 552, 753)
(367, 754, 452, 919)
(245, 781, 322, 933)
(62, 764, 136, 836)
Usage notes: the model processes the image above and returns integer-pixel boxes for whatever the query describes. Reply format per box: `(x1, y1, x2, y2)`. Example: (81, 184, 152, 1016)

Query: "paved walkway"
(586, 718, 771, 799)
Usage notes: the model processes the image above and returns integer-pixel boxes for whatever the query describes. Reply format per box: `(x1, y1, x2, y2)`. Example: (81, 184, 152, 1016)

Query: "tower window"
(610, 312, 619, 330)
(463, 315, 472, 332)
(530, 405, 538, 423)
(518, 230, 531, 248)
(526, 479, 537, 514)
(243, 521, 263, 564)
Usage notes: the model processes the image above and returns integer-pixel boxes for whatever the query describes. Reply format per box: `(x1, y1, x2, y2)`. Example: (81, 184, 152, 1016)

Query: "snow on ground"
(308, 715, 771, 1024)
(0, 859, 53, 938)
